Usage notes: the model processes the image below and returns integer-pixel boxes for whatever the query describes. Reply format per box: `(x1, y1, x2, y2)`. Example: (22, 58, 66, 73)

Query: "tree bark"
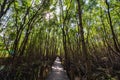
(76, 0, 91, 79)
(105, 0, 120, 53)
(76, 0, 88, 61)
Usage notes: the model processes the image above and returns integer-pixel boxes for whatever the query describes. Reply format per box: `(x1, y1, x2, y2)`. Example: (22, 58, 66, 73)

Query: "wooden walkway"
(46, 57, 69, 80)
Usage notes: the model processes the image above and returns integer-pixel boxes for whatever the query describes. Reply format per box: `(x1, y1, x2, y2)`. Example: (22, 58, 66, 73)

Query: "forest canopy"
(0, 0, 120, 80)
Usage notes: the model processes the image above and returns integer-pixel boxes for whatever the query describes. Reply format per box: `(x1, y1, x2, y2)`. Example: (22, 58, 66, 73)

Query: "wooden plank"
(46, 57, 69, 80)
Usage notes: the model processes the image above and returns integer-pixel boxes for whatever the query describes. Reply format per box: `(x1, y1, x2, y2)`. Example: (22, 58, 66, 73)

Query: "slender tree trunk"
(77, 0, 91, 79)
(105, 0, 120, 53)
(76, 0, 88, 61)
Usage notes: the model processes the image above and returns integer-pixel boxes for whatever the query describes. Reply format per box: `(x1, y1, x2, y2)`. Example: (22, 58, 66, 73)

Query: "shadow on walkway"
(46, 57, 69, 80)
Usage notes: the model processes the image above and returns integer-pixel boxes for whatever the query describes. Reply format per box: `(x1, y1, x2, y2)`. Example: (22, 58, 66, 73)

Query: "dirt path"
(46, 57, 69, 80)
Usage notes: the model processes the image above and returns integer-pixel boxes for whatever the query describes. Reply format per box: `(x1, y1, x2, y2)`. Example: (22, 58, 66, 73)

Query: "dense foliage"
(0, 0, 120, 80)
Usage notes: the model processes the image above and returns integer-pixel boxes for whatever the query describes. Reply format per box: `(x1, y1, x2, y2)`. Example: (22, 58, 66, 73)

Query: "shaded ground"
(0, 56, 54, 80)
(46, 57, 69, 80)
